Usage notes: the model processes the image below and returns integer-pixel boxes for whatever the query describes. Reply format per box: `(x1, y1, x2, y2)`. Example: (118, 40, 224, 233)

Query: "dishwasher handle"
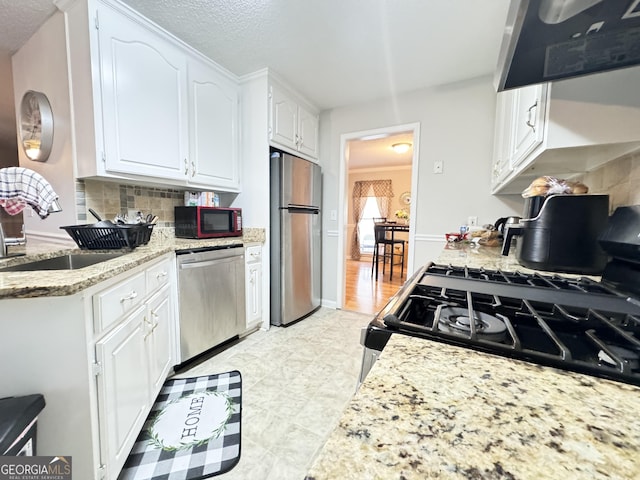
(179, 255, 242, 270)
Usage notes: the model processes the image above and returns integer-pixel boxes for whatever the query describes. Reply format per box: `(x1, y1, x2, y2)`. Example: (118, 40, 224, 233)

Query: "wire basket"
(60, 223, 154, 250)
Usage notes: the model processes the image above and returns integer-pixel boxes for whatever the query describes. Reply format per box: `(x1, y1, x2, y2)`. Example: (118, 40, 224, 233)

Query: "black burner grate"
(381, 264, 640, 386)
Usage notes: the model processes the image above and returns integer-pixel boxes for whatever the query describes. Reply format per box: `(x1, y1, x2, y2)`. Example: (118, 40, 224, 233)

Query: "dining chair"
(371, 221, 405, 281)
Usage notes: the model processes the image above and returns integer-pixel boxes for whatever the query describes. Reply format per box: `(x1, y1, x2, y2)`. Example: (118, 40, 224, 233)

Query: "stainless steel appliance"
(496, 0, 640, 91)
(176, 245, 245, 363)
(174, 206, 242, 239)
(270, 150, 322, 326)
(360, 205, 640, 387)
(501, 194, 610, 274)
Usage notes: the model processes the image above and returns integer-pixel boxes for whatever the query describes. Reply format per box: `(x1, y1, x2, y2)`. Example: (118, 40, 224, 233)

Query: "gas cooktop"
(361, 206, 640, 387)
(380, 264, 640, 384)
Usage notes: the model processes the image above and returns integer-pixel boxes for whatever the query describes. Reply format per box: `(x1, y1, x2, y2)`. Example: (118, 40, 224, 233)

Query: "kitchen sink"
(0, 252, 125, 272)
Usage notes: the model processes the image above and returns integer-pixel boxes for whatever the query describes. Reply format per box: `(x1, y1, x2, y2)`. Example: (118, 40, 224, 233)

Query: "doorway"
(338, 123, 420, 314)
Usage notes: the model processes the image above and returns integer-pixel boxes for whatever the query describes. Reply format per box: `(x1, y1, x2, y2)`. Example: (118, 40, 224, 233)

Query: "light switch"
(433, 160, 443, 174)
(330, 209, 337, 221)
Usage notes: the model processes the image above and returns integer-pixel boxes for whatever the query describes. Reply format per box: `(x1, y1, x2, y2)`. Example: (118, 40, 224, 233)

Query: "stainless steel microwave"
(174, 206, 242, 239)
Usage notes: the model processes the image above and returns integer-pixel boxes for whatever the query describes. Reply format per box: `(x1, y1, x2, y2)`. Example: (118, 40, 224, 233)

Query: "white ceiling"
(0, 0, 511, 165)
(348, 132, 414, 170)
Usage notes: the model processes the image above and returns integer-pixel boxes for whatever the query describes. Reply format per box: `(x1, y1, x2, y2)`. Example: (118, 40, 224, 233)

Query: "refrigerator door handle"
(283, 205, 320, 214)
(286, 203, 319, 209)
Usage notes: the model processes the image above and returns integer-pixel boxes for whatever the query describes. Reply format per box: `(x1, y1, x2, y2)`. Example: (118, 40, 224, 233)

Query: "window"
(358, 197, 382, 255)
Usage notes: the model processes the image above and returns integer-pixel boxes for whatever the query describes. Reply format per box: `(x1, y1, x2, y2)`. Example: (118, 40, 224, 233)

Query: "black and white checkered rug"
(118, 371, 242, 480)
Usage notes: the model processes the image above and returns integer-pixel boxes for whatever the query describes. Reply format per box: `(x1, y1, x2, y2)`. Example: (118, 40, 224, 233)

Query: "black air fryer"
(502, 194, 609, 274)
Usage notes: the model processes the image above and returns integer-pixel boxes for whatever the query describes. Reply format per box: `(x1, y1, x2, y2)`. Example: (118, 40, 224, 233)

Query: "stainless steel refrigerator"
(270, 151, 322, 326)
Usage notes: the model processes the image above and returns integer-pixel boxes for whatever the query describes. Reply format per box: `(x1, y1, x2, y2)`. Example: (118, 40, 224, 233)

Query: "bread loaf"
(522, 176, 589, 197)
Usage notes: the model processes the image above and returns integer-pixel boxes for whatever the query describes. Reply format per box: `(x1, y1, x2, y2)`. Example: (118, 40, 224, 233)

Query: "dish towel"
(0, 167, 59, 218)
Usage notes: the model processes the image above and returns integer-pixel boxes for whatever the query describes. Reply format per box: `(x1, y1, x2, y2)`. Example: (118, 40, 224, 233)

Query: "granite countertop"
(434, 241, 599, 278)
(0, 228, 264, 299)
(307, 243, 638, 479)
(307, 336, 640, 480)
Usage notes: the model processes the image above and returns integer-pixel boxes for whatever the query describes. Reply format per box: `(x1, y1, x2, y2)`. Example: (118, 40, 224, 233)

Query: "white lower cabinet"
(145, 284, 173, 398)
(0, 253, 176, 480)
(245, 244, 263, 329)
(95, 280, 174, 479)
(95, 305, 149, 478)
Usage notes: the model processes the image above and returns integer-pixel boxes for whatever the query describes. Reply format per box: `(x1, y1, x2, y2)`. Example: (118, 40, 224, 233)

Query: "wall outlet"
(468, 216, 478, 226)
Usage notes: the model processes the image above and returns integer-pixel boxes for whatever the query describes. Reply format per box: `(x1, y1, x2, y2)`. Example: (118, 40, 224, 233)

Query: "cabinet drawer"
(245, 245, 262, 264)
(94, 272, 146, 334)
(146, 257, 172, 293)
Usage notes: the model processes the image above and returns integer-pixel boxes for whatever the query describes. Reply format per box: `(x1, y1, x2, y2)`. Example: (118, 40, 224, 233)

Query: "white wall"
(11, 11, 77, 242)
(320, 75, 523, 306)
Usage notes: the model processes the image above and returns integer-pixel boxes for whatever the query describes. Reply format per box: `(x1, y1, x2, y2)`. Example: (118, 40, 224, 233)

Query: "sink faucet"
(0, 223, 27, 258)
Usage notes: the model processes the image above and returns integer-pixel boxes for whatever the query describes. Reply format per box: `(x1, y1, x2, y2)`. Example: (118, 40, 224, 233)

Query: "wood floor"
(343, 257, 405, 315)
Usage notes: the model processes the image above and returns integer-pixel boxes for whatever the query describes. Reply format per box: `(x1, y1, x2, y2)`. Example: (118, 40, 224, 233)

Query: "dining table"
(374, 222, 409, 280)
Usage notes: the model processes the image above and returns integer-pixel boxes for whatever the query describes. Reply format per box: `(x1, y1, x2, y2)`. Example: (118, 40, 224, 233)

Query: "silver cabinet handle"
(184, 158, 189, 175)
(526, 101, 538, 132)
(156, 271, 168, 279)
(191, 160, 196, 177)
(120, 290, 137, 303)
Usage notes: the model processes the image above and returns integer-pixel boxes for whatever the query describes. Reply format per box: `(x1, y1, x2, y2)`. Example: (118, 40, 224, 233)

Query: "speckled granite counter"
(0, 228, 264, 298)
(307, 336, 640, 480)
(434, 242, 597, 278)
(307, 244, 638, 480)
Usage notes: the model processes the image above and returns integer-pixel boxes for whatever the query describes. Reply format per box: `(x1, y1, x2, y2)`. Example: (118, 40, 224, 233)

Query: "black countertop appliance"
(502, 194, 609, 274)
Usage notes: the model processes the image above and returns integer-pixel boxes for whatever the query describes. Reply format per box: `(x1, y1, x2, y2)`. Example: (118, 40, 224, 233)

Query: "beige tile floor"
(172, 307, 372, 480)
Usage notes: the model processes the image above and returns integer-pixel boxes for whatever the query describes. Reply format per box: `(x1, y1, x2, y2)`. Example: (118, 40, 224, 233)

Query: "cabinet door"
(187, 60, 240, 191)
(98, 3, 188, 181)
(95, 305, 149, 480)
(270, 86, 298, 150)
(245, 263, 262, 326)
(298, 106, 319, 159)
(491, 90, 514, 190)
(510, 84, 546, 169)
(145, 284, 173, 401)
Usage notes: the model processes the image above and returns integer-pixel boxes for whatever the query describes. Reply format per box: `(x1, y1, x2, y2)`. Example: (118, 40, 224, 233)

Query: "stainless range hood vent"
(495, 0, 640, 91)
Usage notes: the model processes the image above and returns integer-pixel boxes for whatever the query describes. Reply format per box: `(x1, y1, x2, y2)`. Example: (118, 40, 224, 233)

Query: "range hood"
(495, 0, 640, 91)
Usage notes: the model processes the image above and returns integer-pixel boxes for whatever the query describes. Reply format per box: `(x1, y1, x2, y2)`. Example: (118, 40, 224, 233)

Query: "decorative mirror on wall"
(19, 90, 54, 162)
(399, 191, 411, 207)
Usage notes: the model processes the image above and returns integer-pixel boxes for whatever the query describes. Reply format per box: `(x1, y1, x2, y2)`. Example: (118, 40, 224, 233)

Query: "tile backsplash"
(78, 179, 184, 226)
(575, 148, 640, 212)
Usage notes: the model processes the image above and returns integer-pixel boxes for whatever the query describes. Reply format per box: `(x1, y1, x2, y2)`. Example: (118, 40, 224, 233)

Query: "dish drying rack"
(60, 223, 154, 250)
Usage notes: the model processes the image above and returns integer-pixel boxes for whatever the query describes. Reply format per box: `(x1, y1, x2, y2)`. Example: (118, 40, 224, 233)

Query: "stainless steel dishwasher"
(176, 245, 245, 363)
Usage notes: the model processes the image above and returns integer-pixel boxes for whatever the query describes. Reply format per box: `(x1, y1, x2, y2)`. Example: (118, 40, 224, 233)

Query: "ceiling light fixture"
(392, 142, 412, 154)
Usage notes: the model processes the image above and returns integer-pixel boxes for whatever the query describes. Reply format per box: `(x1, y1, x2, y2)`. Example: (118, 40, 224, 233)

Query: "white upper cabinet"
(64, 0, 241, 191)
(269, 82, 319, 160)
(187, 59, 240, 190)
(270, 87, 298, 150)
(491, 90, 514, 190)
(297, 106, 319, 158)
(97, 3, 188, 180)
(492, 66, 640, 194)
(509, 84, 546, 170)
